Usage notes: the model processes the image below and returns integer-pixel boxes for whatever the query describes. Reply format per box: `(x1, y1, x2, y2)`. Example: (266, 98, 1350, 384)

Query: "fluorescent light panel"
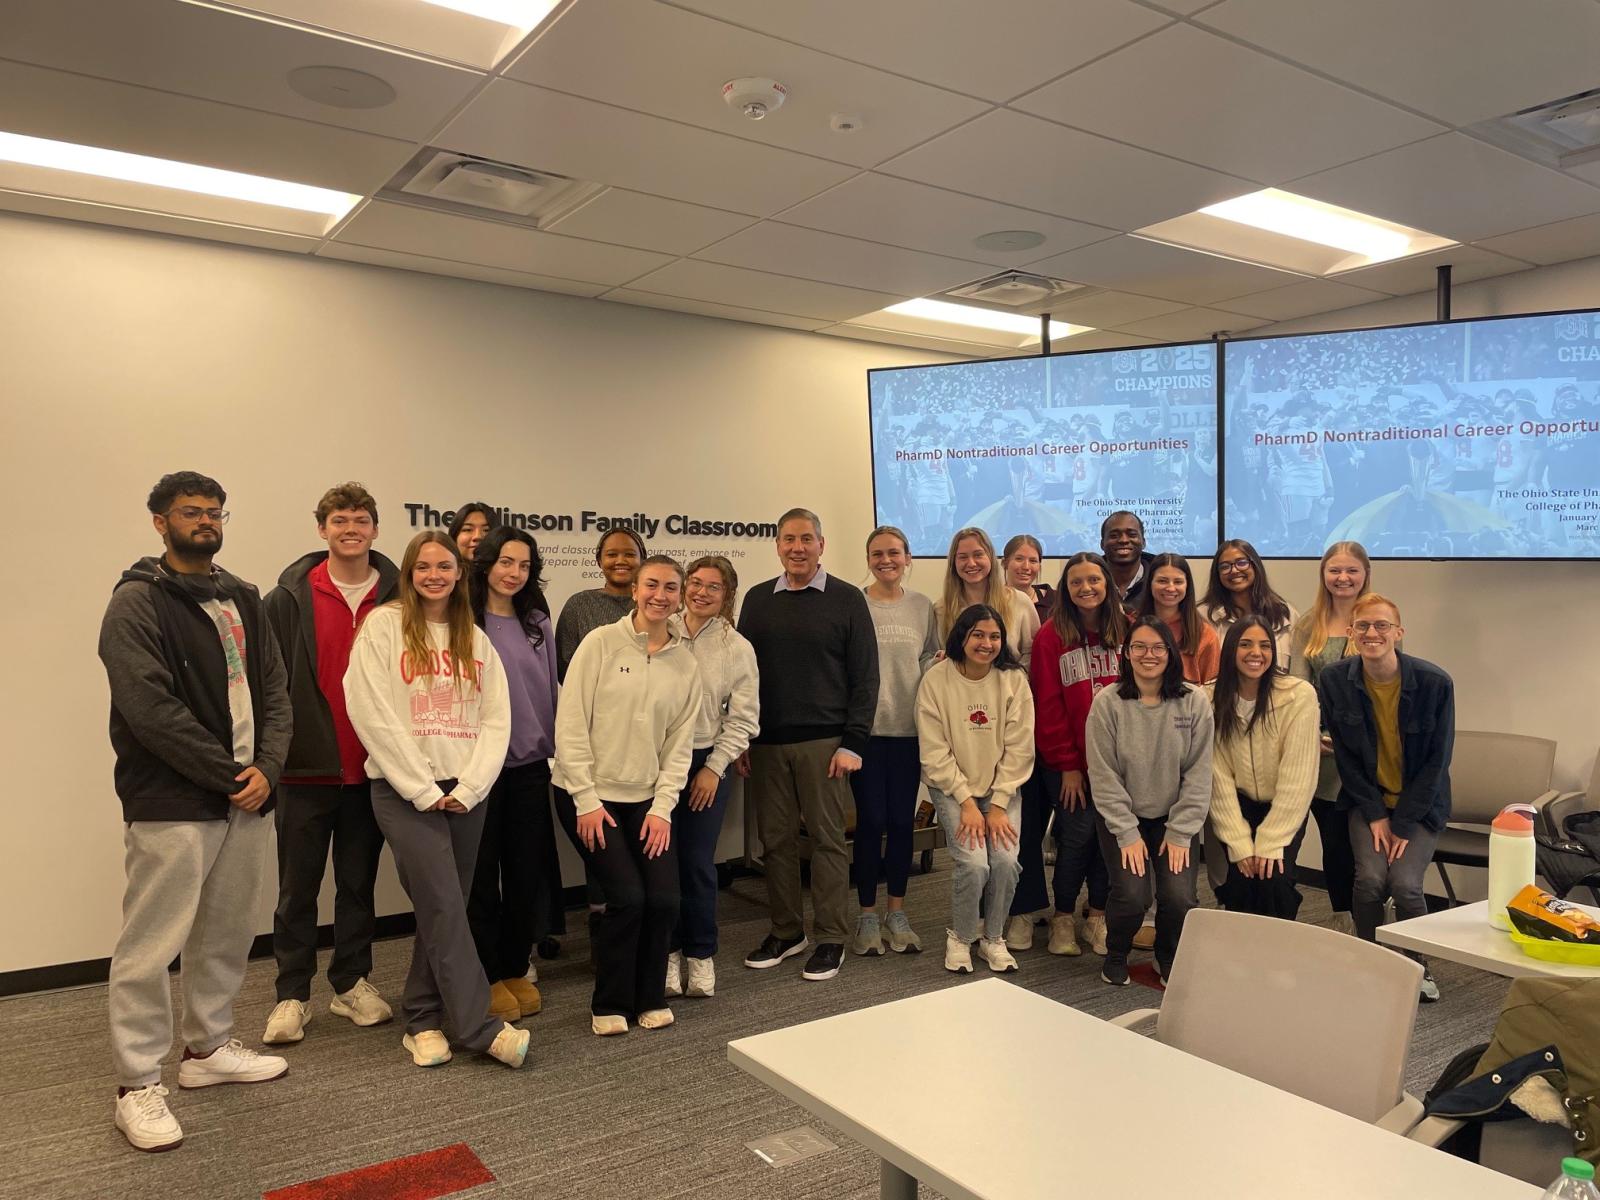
(886, 298, 1089, 342)
(0, 132, 358, 217)
(418, 0, 559, 26)
(1199, 189, 1417, 261)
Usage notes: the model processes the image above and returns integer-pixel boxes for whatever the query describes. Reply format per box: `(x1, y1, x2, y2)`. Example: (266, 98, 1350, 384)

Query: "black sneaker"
(744, 934, 808, 969)
(1101, 958, 1130, 987)
(1419, 972, 1441, 1003)
(801, 943, 844, 981)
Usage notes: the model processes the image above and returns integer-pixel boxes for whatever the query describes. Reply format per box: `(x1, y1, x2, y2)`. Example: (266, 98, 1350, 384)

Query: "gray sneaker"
(885, 911, 922, 954)
(852, 913, 884, 956)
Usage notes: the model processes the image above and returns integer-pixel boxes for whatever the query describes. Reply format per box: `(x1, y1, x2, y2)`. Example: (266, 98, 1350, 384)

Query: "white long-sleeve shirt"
(344, 605, 510, 812)
(553, 614, 701, 821)
(671, 614, 760, 777)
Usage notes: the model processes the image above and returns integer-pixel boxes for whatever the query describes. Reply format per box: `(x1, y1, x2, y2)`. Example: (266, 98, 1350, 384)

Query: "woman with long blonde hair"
(345, 531, 526, 1069)
(934, 527, 1038, 667)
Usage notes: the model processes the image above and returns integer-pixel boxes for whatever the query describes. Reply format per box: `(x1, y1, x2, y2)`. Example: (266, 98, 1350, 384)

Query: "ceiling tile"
(317, 243, 609, 298)
(1113, 306, 1264, 340)
(1476, 214, 1600, 267)
(440, 80, 854, 217)
(666, 0, 1170, 103)
(1221, 278, 1389, 321)
(0, 0, 484, 142)
(603, 289, 827, 331)
(879, 108, 1251, 231)
(545, 189, 754, 256)
(1199, 0, 1600, 126)
(507, 0, 987, 169)
(1291, 133, 1600, 243)
(695, 222, 990, 295)
(1026, 236, 1304, 304)
(1331, 244, 1530, 296)
(777, 173, 1113, 265)
(622, 259, 904, 321)
(333, 201, 674, 286)
(818, 323, 1003, 359)
(0, 60, 414, 194)
(1041, 290, 1188, 328)
(0, 189, 319, 254)
(1013, 24, 1443, 184)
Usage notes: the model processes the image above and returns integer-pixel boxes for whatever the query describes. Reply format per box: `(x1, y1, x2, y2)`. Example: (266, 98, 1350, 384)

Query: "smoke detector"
(722, 77, 787, 121)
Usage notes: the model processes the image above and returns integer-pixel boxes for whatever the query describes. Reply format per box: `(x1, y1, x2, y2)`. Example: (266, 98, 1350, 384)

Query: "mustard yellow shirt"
(1363, 672, 1403, 810)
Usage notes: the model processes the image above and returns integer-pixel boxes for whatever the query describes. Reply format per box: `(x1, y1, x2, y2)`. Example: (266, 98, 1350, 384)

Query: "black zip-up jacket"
(98, 556, 292, 821)
(1315, 651, 1454, 839)
(264, 549, 399, 780)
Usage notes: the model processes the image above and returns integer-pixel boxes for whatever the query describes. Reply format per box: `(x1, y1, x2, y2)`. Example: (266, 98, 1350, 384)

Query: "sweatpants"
(671, 747, 731, 960)
(272, 781, 385, 1001)
(1215, 795, 1309, 920)
(468, 761, 564, 981)
(581, 800, 680, 1018)
(1349, 808, 1441, 944)
(371, 780, 499, 1053)
(109, 806, 272, 1088)
(750, 738, 852, 946)
(1310, 797, 1356, 913)
(1096, 814, 1199, 972)
(849, 735, 920, 908)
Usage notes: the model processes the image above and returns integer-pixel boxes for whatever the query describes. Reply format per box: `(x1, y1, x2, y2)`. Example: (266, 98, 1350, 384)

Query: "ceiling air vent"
(1472, 87, 1600, 178)
(384, 149, 605, 227)
(946, 270, 1079, 309)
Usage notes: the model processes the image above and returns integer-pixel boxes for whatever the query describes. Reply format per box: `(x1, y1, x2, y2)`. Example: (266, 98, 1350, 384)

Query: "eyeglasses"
(167, 506, 229, 523)
(1217, 560, 1253, 575)
(1127, 643, 1169, 658)
(1352, 620, 1396, 634)
(686, 580, 725, 594)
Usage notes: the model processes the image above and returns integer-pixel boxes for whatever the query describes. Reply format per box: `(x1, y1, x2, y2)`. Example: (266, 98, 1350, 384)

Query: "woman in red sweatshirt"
(1025, 551, 1128, 959)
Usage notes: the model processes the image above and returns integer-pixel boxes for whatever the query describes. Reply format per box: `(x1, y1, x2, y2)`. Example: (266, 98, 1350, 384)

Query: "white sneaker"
(486, 1023, 530, 1068)
(177, 1039, 288, 1089)
(1003, 914, 1034, 952)
(1047, 912, 1081, 956)
(115, 1084, 183, 1152)
(402, 1030, 452, 1067)
(944, 931, 973, 974)
(977, 936, 1019, 973)
(665, 951, 684, 998)
(330, 978, 393, 1027)
(685, 956, 716, 998)
(1082, 912, 1109, 957)
(262, 999, 309, 1045)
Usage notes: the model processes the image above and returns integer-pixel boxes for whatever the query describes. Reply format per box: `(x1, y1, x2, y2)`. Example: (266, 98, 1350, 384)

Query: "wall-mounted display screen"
(869, 343, 1218, 558)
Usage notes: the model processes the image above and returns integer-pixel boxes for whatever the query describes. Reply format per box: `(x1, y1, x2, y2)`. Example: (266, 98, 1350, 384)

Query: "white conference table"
(727, 978, 1540, 1200)
(1378, 900, 1600, 979)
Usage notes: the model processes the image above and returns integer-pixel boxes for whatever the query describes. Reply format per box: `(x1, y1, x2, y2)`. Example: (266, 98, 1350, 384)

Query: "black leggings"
(578, 800, 680, 1019)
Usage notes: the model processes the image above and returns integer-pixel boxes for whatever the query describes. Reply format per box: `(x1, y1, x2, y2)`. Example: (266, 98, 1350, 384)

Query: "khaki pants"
(751, 738, 852, 945)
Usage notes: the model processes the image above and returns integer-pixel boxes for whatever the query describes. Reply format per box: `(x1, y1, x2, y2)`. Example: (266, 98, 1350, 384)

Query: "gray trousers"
(108, 806, 272, 1088)
(750, 738, 852, 945)
(1349, 808, 1441, 944)
(370, 780, 499, 1052)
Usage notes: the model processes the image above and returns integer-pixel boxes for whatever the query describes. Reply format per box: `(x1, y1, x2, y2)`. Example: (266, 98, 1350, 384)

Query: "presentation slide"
(869, 344, 1218, 558)
(1224, 313, 1600, 558)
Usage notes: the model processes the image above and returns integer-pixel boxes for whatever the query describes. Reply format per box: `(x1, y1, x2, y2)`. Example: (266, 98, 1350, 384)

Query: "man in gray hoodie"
(99, 471, 293, 1153)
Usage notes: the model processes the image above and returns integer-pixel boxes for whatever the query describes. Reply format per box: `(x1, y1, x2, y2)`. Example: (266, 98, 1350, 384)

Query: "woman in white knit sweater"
(344, 531, 526, 1070)
(1205, 615, 1321, 920)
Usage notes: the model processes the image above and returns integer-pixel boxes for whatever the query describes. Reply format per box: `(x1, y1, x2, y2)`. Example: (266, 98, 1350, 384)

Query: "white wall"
(0, 212, 958, 975)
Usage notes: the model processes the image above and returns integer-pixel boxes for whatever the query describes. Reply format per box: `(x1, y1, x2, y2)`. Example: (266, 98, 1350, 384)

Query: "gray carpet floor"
(7, 863, 1510, 1200)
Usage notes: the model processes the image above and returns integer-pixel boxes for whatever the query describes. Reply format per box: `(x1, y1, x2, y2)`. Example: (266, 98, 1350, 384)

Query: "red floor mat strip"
(263, 1142, 494, 1200)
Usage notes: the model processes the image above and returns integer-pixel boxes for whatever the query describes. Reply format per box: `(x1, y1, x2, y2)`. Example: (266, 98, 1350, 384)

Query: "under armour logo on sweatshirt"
(618, 666, 631, 673)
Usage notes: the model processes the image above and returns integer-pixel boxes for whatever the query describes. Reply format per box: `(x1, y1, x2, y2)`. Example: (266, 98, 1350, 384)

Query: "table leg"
(880, 1158, 915, 1200)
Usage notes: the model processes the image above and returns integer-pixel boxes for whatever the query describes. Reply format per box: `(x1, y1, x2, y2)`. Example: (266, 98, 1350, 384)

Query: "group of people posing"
(98, 472, 1453, 1157)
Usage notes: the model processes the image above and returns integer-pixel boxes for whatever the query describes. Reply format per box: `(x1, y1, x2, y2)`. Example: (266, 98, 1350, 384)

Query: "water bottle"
(1487, 803, 1536, 931)
(1542, 1157, 1599, 1199)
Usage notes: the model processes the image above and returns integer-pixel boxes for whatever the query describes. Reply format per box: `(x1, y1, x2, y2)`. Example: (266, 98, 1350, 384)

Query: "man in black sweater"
(738, 508, 879, 982)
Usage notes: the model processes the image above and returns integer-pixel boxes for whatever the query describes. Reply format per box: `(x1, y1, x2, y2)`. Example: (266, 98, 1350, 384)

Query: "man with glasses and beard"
(99, 471, 293, 1152)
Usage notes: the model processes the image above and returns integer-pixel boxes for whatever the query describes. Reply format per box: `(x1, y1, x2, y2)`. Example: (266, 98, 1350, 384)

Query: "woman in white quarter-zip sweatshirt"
(554, 555, 701, 1036)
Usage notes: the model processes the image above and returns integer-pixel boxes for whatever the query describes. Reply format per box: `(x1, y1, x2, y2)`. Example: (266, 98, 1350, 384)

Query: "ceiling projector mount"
(723, 77, 788, 121)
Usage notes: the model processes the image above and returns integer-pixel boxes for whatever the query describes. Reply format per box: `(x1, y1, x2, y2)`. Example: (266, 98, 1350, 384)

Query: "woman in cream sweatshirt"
(344, 531, 525, 1070)
(1208, 616, 1321, 919)
(915, 603, 1035, 976)
(554, 555, 700, 1036)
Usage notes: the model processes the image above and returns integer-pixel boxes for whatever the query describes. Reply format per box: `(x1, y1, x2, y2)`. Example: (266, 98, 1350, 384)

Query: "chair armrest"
(1535, 789, 1587, 839)
(1375, 1093, 1425, 1136)
(1406, 1114, 1465, 1148)
(1108, 1008, 1159, 1035)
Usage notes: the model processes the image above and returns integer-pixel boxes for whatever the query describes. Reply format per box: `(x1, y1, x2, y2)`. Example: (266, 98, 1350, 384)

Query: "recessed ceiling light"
(886, 298, 1088, 341)
(973, 230, 1045, 252)
(416, 0, 560, 26)
(1198, 189, 1414, 260)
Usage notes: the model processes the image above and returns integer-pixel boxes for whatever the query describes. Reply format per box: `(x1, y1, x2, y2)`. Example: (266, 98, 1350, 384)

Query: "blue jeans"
(671, 746, 730, 959)
(930, 788, 1022, 943)
(850, 736, 920, 907)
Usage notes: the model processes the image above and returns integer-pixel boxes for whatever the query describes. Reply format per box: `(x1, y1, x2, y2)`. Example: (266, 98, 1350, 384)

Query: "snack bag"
(1506, 884, 1600, 945)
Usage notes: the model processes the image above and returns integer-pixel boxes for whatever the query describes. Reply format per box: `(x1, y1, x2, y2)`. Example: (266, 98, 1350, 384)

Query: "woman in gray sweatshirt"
(1085, 615, 1214, 987)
